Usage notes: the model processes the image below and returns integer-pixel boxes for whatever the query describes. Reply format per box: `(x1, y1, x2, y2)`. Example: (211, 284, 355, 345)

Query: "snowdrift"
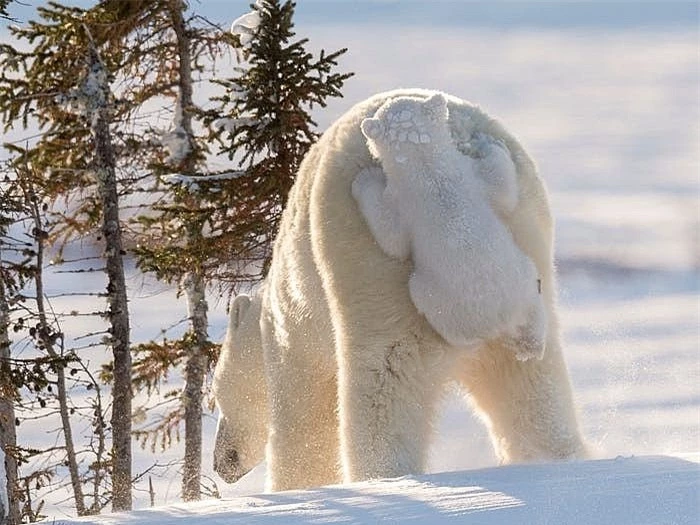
(56, 455, 699, 524)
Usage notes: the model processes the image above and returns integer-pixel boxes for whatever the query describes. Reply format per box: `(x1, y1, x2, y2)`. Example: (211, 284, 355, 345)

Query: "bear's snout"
(214, 446, 251, 483)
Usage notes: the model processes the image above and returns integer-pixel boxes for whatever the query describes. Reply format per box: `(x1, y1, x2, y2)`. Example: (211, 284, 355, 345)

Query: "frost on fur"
(361, 93, 448, 164)
(356, 93, 546, 359)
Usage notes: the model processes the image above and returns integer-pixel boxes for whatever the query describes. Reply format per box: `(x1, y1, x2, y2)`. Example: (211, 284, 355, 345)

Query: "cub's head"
(361, 93, 450, 163)
(212, 291, 268, 484)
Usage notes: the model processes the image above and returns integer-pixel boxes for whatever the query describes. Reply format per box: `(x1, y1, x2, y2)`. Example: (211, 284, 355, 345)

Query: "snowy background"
(2, 0, 699, 522)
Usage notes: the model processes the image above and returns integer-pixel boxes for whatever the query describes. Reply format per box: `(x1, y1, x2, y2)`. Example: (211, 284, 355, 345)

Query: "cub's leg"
(351, 167, 410, 261)
(500, 292, 547, 361)
(408, 272, 480, 348)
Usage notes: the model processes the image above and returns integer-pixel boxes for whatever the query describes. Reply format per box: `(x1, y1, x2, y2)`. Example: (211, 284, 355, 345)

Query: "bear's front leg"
(351, 167, 410, 261)
(264, 349, 341, 491)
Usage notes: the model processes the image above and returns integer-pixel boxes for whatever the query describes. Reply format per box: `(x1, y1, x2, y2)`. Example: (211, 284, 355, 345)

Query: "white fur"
(211, 291, 268, 483)
(354, 93, 546, 360)
(213, 89, 588, 492)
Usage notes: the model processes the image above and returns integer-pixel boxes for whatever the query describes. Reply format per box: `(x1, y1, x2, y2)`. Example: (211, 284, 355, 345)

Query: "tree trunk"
(85, 40, 132, 512)
(0, 250, 20, 525)
(26, 195, 87, 515)
(181, 271, 208, 502)
(168, 0, 209, 502)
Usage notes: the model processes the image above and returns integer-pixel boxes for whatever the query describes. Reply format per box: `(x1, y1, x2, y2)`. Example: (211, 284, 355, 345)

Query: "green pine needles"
(208, 0, 353, 279)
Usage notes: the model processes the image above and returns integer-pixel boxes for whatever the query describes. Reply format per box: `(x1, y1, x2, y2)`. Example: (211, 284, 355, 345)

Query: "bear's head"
(361, 93, 451, 164)
(212, 291, 268, 484)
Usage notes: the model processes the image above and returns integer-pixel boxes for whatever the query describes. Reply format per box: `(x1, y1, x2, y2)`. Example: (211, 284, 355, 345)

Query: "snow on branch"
(55, 24, 112, 127)
(230, 0, 268, 48)
(220, 81, 247, 102)
(56, 60, 109, 125)
(213, 116, 268, 134)
(164, 171, 246, 193)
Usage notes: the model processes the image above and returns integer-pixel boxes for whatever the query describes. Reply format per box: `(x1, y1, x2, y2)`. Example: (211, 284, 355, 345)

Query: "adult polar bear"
(213, 89, 587, 492)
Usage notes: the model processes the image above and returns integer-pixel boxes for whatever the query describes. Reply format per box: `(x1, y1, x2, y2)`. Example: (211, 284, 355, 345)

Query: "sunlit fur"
(212, 292, 268, 483)
(213, 89, 587, 492)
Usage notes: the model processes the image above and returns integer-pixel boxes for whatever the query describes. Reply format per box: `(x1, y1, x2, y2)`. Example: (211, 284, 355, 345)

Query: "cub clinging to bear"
(353, 93, 546, 360)
(212, 89, 587, 492)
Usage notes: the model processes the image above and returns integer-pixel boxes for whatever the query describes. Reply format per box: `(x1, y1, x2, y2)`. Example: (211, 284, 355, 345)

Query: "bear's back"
(265, 89, 554, 351)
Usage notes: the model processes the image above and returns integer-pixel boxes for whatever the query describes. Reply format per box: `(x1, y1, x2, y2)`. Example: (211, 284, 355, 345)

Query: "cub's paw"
(500, 326, 546, 362)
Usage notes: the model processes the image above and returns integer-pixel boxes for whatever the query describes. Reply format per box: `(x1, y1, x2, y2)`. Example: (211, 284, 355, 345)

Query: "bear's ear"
(424, 93, 448, 121)
(361, 117, 383, 141)
(230, 294, 251, 330)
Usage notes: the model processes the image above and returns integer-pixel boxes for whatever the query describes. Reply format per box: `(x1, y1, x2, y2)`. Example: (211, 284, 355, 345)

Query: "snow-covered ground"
(55, 455, 700, 525)
(3, 2, 698, 523)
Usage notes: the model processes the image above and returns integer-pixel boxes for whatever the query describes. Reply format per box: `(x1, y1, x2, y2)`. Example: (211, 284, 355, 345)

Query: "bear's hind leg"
(336, 326, 449, 482)
(457, 336, 587, 464)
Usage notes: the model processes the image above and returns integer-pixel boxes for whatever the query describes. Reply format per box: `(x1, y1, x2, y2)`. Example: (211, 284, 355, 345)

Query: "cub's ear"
(424, 93, 448, 120)
(361, 117, 383, 141)
(230, 294, 251, 330)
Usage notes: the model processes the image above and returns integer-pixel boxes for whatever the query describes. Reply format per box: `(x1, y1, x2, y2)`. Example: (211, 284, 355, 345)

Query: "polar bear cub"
(353, 93, 546, 360)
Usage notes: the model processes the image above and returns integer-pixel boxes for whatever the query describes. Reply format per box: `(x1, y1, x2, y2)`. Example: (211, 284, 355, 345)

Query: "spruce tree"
(0, 0, 12, 20)
(82, 34, 133, 512)
(0, 168, 23, 525)
(118, 0, 352, 500)
(1, 0, 353, 510)
(209, 0, 353, 279)
(1, 160, 113, 519)
(90, 0, 230, 501)
(0, 2, 135, 511)
(0, 0, 229, 508)
(164, 0, 210, 502)
(0, 258, 17, 525)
